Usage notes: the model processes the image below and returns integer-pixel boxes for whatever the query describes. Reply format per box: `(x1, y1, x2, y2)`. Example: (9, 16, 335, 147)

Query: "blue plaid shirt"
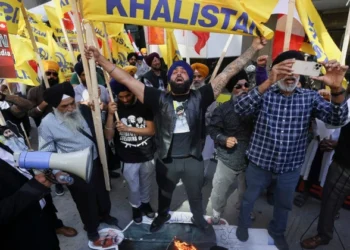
(234, 86, 349, 174)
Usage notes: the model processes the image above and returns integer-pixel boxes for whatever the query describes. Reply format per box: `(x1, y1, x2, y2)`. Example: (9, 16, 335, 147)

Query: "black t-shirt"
(114, 100, 155, 163)
(144, 84, 215, 157)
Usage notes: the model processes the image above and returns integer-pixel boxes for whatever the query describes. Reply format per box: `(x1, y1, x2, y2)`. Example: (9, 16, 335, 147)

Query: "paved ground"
(30, 120, 350, 250)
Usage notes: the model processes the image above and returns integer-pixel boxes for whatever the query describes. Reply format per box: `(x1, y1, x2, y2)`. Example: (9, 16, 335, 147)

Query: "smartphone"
(292, 60, 322, 77)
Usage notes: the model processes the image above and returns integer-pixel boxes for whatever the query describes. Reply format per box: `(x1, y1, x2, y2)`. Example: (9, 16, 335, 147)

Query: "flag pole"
(209, 34, 234, 82)
(71, 0, 110, 191)
(59, 18, 77, 65)
(20, 4, 50, 89)
(92, 23, 119, 121)
(283, 0, 296, 52)
(341, 7, 350, 65)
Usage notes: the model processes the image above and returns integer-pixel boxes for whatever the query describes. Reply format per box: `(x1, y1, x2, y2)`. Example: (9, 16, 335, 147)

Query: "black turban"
(43, 82, 75, 108)
(74, 62, 84, 76)
(226, 70, 249, 93)
(145, 52, 160, 67)
(272, 50, 304, 67)
(127, 52, 138, 61)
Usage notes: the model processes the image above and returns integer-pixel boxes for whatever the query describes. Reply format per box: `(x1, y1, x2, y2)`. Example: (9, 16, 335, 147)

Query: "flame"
(174, 239, 197, 250)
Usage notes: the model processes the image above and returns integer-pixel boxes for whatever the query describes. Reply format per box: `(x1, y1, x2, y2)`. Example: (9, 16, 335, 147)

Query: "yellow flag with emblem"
(18, 9, 51, 44)
(6, 34, 40, 86)
(47, 32, 74, 82)
(296, 0, 347, 87)
(53, 0, 71, 19)
(110, 30, 134, 67)
(160, 29, 182, 68)
(44, 5, 76, 40)
(0, 0, 22, 34)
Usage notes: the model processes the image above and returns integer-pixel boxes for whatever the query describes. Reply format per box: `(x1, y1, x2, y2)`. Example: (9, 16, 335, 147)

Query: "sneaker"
(101, 215, 120, 229)
(140, 202, 155, 218)
(236, 227, 249, 242)
(132, 207, 143, 224)
(55, 184, 65, 196)
(150, 214, 171, 232)
(268, 231, 289, 250)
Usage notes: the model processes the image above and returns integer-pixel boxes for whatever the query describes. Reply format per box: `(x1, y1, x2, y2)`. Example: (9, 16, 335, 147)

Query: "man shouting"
(85, 37, 266, 232)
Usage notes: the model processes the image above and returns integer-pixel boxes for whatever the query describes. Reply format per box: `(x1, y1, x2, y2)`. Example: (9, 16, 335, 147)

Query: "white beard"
(277, 76, 300, 92)
(54, 107, 84, 132)
(191, 81, 205, 90)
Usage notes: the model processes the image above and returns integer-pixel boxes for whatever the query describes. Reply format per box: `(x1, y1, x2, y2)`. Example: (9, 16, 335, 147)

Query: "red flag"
(272, 14, 305, 60)
(0, 20, 16, 78)
(192, 31, 210, 55)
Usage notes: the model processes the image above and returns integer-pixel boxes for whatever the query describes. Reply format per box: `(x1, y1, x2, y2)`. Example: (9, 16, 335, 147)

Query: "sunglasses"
(45, 71, 58, 77)
(234, 82, 250, 89)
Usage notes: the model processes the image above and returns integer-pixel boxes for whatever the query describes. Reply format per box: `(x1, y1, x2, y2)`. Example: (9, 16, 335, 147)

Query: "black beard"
(170, 80, 191, 95)
(44, 78, 59, 87)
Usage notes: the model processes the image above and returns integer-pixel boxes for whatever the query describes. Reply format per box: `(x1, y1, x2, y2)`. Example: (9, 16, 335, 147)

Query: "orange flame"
(174, 239, 197, 250)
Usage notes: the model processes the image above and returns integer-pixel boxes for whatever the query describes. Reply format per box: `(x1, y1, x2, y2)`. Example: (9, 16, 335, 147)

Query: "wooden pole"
(91, 23, 119, 121)
(209, 34, 234, 82)
(71, 0, 110, 190)
(20, 4, 50, 89)
(341, 8, 350, 65)
(59, 18, 77, 65)
(283, 0, 296, 52)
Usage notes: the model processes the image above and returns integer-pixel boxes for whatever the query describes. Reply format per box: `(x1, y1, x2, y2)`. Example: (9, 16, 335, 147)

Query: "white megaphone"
(13, 147, 93, 183)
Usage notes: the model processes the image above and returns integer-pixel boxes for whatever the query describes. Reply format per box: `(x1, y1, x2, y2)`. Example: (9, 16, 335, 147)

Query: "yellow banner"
(7, 34, 40, 86)
(18, 9, 51, 44)
(82, 0, 274, 39)
(94, 22, 124, 39)
(53, 0, 71, 18)
(111, 30, 134, 67)
(44, 5, 76, 40)
(159, 29, 182, 68)
(0, 0, 22, 34)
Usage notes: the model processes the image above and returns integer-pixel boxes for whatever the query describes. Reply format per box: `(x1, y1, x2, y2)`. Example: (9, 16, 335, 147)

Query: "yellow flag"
(82, 0, 274, 39)
(164, 29, 182, 68)
(47, 32, 74, 82)
(53, 0, 71, 19)
(44, 5, 76, 40)
(7, 34, 40, 86)
(18, 9, 51, 44)
(0, 0, 22, 34)
(110, 30, 134, 67)
(240, 0, 279, 24)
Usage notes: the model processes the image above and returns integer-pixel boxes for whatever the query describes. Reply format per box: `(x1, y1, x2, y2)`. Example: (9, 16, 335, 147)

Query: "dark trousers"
(156, 157, 206, 224)
(68, 158, 111, 241)
(318, 161, 350, 241)
(45, 193, 64, 229)
(239, 162, 300, 236)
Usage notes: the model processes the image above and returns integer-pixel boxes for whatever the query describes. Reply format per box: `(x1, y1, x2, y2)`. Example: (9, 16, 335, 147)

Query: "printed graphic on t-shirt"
(119, 116, 151, 148)
(173, 100, 190, 134)
(158, 79, 165, 91)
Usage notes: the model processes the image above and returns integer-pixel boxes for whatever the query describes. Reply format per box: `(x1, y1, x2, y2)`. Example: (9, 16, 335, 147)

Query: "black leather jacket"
(154, 90, 204, 160)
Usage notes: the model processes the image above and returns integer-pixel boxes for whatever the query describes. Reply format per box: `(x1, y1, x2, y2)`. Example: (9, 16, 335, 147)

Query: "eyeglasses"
(234, 82, 250, 89)
(45, 71, 58, 77)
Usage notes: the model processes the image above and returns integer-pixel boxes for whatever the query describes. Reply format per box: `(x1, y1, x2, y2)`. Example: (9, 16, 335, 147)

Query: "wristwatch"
(331, 88, 345, 97)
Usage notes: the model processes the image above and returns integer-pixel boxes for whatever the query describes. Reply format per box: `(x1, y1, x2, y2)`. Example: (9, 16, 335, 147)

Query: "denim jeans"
(238, 162, 300, 236)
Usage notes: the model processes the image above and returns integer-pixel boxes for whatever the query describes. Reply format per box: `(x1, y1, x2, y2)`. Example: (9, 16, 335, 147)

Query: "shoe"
(300, 235, 330, 249)
(140, 202, 155, 218)
(101, 215, 120, 228)
(109, 171, 121, 178)
(268, 231, 289, 250)
(150, 214, 171, 232)
(191, 217, 210, 231)
(132, 207, 143, 224)
(55, 226, 78, 237)
(55, 184, 65, 196)
(236, 227, 249, 242)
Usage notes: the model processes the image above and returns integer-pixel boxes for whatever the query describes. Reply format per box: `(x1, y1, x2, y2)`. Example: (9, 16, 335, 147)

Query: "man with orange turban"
(123, 65, 138, 78)
(191, 63, 209, 90)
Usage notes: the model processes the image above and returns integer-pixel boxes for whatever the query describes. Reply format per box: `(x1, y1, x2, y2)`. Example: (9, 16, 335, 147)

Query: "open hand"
(312, 60, 348, 90)
(268, 59, 295, 84)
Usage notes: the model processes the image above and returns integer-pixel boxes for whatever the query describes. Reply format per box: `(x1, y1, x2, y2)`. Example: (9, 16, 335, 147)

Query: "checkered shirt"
(234, 86, 349, 173)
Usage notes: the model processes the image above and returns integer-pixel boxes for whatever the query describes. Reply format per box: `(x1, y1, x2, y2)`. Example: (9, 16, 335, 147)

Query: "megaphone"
(13, 147, 93, 183)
